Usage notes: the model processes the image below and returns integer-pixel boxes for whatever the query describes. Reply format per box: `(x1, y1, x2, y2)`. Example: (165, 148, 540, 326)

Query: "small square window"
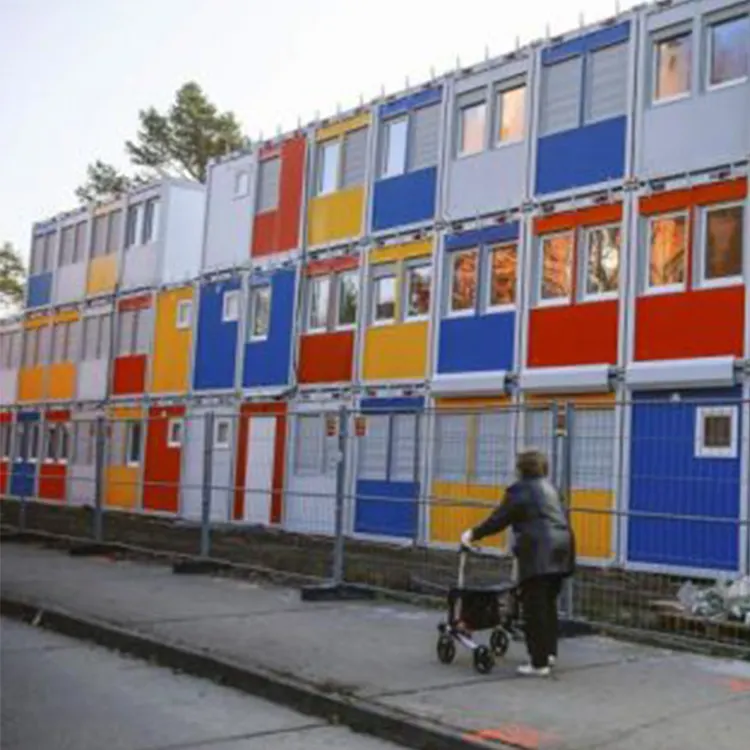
(539, 232, 574, 305)
(307, 276, 331, 332)
(214, 418, 231, 449)
(381, 117, 408, 178)
(486, 244, 517, 310)
(700, 203, 744, 285)
(448, 249, 478, 315)
(176, 299, 193, 330)
(222, 290, 240, 323)
(167, 418, 184, 448)
(404, 263, 432, 320)
(372, 274, 397, 324)
(336, 271, 359, 328)
(707, 15, 749, 88)
(695, 406, 738, 459)
(458, 101, 486, 156)
(582, 225, 620, 300)
(496, 85, 526, 144)
(646, 213, 687, 292)
(234, 170, 250, 198)
(248, 285, 272, 341)
(654, 32, 692, 102)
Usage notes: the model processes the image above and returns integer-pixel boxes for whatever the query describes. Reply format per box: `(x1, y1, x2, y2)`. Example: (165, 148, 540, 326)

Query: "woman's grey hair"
(516, 449, 549, 479)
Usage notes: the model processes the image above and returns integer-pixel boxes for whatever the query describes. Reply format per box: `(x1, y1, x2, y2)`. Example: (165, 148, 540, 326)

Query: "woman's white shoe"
(517, 664, 551, 677)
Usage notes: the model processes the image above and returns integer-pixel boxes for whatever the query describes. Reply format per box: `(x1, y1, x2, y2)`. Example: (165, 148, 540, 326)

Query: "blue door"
(10, 412, 41, 498)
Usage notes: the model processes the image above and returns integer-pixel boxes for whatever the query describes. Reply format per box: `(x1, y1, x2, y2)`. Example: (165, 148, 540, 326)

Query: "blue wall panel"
(26, 273, 52, 308)
(542, 21, 630, 64)
(535, 117, 626, 195)
(445, 223, 519, 252)
(242, 269, 295, 389)
(192, 277, 241, 391)
(354, 480, 419, 538)
(437, 313, 515, 374)
(372, 167, 437, 232)
(10, 411, 39, 498)
(627, 388, 742, 572)
(380, 87, 442, 118)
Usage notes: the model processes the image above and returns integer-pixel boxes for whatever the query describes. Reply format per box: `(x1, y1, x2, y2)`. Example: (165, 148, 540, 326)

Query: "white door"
(243, 417, 276, 525)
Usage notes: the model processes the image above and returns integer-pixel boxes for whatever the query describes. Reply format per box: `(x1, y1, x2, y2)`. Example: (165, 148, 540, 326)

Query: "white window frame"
(494, 82, 526, 147)
(457, 100, 487, 158)
(705, 13, 750, 92)
(403, 261, 432, 322)
(306, 275, 331, 333)
(447, 248, 479, 318)
(371, 271, 398, 327)
(175, 299, 193, 330)
(248, 285, 272, 342)
(644, 211, 689, 296)
(126, 421, 143, 467)
(580, 223, 621, 302)
(44, 424, 58, 463)
(27, 423, 40, 464)
(316, 138, 342, 196)
(234, 170, 250, 198)
(694, 405, 738, 459)
(697, 201, 745, 290)
(167, 418, 184, 448)
(536, 231, 575, 308)
(380, 115, 409, 178)
(335, 270, 359, 331)
(213, 417, 232, 450)
(221, 289, 240, 323)
(484, 243, 518, 313)
(652, 29, 693, 106)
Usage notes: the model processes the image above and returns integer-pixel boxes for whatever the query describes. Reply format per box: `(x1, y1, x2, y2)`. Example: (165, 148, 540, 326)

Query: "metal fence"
(1, 397, 749, 654)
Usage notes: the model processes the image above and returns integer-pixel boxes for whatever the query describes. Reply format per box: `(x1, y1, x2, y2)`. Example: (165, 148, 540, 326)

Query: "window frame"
(457, 98, 487, 158)
(494, 82, 526, 147)
(694, 405, 738, 459)
(644, 211, 689, 296)
(248, 284, 272, 342)
(293, 413, 328, 476)
(370, 268, 398, 327)
(697, 201, 745, 289)
(0, 422, 11, 459)
(334, 270, 359, 331)
(175, 299, 193, 330)
(651, 29, 693, 105)
(484, 243, 518, 313)
(537, 230, 575, 308)
(402, 260, 432, 322)
(27, 422, 40, 464)
(221, 289, 241, 323)
(316, 138, 342, 196)
(580, 223, 621, 302)
(234, 169, 250, 199)
(141, 198, 160, 245)
(125, 204, 140, 249)
(213, 418, 232, 450)
(306, 275, 332, 333)
(126, 421, 143, 467)
(705, 13, 750, 92)
(446, 248, 479, 318)
(167, 418, 184, 449)
(57, 423, 70, 465)
(380, 115, 409, 179)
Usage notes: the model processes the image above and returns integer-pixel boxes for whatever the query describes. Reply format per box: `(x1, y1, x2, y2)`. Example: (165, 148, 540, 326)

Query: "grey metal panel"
(0, 370, 17, 406)
(77, 360, 108, 402)
(162, 184, 206, 285)
(410, 104, 441, 170)
(586, 42, 629, 123)
(342, 128, 368, 187)
(454, 58, 529, 95)
(257, 157, 281, 213)
(540, 57, 583, 135)
(53, 263, 86, 306)
(120, 244, 159, 291)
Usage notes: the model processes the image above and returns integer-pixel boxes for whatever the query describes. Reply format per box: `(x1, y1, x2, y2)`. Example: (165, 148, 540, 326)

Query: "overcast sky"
(0, 0, 633, 263)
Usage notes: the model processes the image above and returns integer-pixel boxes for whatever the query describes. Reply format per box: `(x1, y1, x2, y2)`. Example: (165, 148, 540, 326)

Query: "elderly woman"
(461, 449, 575, 677)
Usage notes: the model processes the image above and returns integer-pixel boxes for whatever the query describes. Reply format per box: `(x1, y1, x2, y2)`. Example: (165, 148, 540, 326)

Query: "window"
(404, 263, 432, 320)
(257, 158, 280, 212)
(107, 209, 123, 250)
(60, 226, 76, 266)
(1, 423, 11, 459)
(3, 331, 22, 369)
(586, 42, 628, 123)
(372, 273, 396, 324)
(381, 117, 408, 178)
(434, 414, 469, 481)
(293, 414, 327, 475)
(22, 328, 37, 367)
(540, 57, 583, 135)
(695, 406, 738, 459)
(475, 411, 515, 484)
(449, 249, 478, 314)
(45, 424, 58, 462)
(214, 418, 231, 449)
(28, 423, 40, 462)
(458, 99, 486, 156)
(496, 85, 526, 143)
(117, 307, 151, 356)
(248, 285, 272, 340)
(486, 244, 517, 309)
(82, 315, 110, 361)
(342, 128, 368, 188)
(125, 205, 139, 248)
(654, 32, 692, 101)
(141, 198, 160, 244)
(167, 418, 183, 448)
(73, 421, 96, 467)
(74, 221, 87, 262)
(583, 225, 620, 299)
(117, 310, 135, 356)
(222, 289, 240, 322)
(176, 299, 193, 330)
(647, 214, 687, 291)
(235, 170, 250, 199)
(316, 140, 340, 196)
(358, 412, 419, 483)
(540, 232, 574, 303)
(133, 307, 152, 354)
(57, 424, 69, 463)
(336, 271, 358, 328)
(708, 15, 749, 88)
(91, 215, 107, 258)
(126, 421, 142, 465)
(307, 276, 331, 332)
(701, 203, 744, 283)
(42, 233, 55, 272)
(409, 104, 440, 170)
(51, 322, 69, 363)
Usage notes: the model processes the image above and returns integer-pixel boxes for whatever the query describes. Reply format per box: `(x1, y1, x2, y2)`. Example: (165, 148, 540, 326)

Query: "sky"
(0, 0, 635, 264)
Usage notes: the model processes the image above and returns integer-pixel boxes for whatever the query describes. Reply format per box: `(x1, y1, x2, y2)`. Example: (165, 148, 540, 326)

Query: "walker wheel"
(490, 629, 510, 657)
(473, 645, 494, 674)
(437, 635, 456, 664)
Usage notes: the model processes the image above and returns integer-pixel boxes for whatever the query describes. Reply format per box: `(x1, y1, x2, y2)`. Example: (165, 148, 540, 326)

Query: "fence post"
(331, 404, 348, 586)
(560, 402, 575, 620)
(200, 411, 214, 559)
(92, 417, 106, 543)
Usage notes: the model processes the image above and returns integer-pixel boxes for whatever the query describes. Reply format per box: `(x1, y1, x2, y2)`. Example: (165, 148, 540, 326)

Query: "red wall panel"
(298, 332, 355, 384)
(143, 405, 184, 514)
(118, 293, 152, 312)
(112, 355, 147, 396)
(528, 301, 619, 367)
(0, 462, 9, 495)
(635, 287, 744, 361)
(39, 464, 66, 502)
(305, 256, 359, 277)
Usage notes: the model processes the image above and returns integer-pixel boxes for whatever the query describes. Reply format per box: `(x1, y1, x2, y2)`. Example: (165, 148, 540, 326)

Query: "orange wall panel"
(534, 203, 622, 234)
(143, 405, 184, 514)
(112, 355, 147, 396)
(47, 363, 76, 401)
(298, 332, 355, 384)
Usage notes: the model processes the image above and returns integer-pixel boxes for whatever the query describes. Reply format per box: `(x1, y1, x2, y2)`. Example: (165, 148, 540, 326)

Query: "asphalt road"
(0, 617, 399, 750)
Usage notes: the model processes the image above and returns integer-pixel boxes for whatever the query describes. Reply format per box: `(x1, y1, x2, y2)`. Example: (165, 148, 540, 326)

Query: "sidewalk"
(2, 541, 749, 750)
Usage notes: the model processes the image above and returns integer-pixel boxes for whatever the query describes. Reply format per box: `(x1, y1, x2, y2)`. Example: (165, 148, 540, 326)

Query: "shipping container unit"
(77, 299, 113, 402)
(9, 410, 41, 500)
(0, 317, 22, 407)
(369, 84, 446, 235)
(306, 110, 373, 250)
(111, 291, 155, 399)
(87, 200, 125, 298)
(633, 0, 750, 180)
(0, 411, 13, 496)
(531, 13, 637, 200)
(47, 306, 82, 403)
(622, 170, 749, 575)
(54, 207, 90, 306)
(142, 403, 186, 515)
(26, 219, 58, 310)
(104, 404, 144, 511)
(202, 149, 257, 274)
(68, 409, 103, 507)
(37, 409, 71, 504)
(17, 313, 51, 404)
(119, 180, 205, 292)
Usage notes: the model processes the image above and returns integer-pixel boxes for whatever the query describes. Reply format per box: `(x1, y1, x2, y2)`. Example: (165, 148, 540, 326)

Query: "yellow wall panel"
(105, 466, 140, 510)
(316, 112, 370, 141)
(430, 482, 508, 550)
(23, 316, 51, 330)
(307, 188, 365, 247)
(569, 489, 614, 559)
(362, 322, 428, 381)
(47, 363, 76, 401)
(525, 392, 616, 406)
(52, 309, 80, 324)
(370, 239, 432, 265)
(18, 367, 46, 402)
(150, 288, 192, 395)
(87, 256, 118, 296)
(109, 406, 143, 420)
(435, 396, 512, 410)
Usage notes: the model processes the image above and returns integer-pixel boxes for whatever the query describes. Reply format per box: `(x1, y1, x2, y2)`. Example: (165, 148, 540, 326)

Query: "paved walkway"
(2, 542, 749, 750)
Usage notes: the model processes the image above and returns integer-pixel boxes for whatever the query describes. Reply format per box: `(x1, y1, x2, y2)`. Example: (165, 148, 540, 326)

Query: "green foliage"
(0, 241, 26, 312)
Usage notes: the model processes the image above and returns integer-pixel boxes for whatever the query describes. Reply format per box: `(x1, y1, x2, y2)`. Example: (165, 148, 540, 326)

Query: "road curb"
(0, 594, 498, 750)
